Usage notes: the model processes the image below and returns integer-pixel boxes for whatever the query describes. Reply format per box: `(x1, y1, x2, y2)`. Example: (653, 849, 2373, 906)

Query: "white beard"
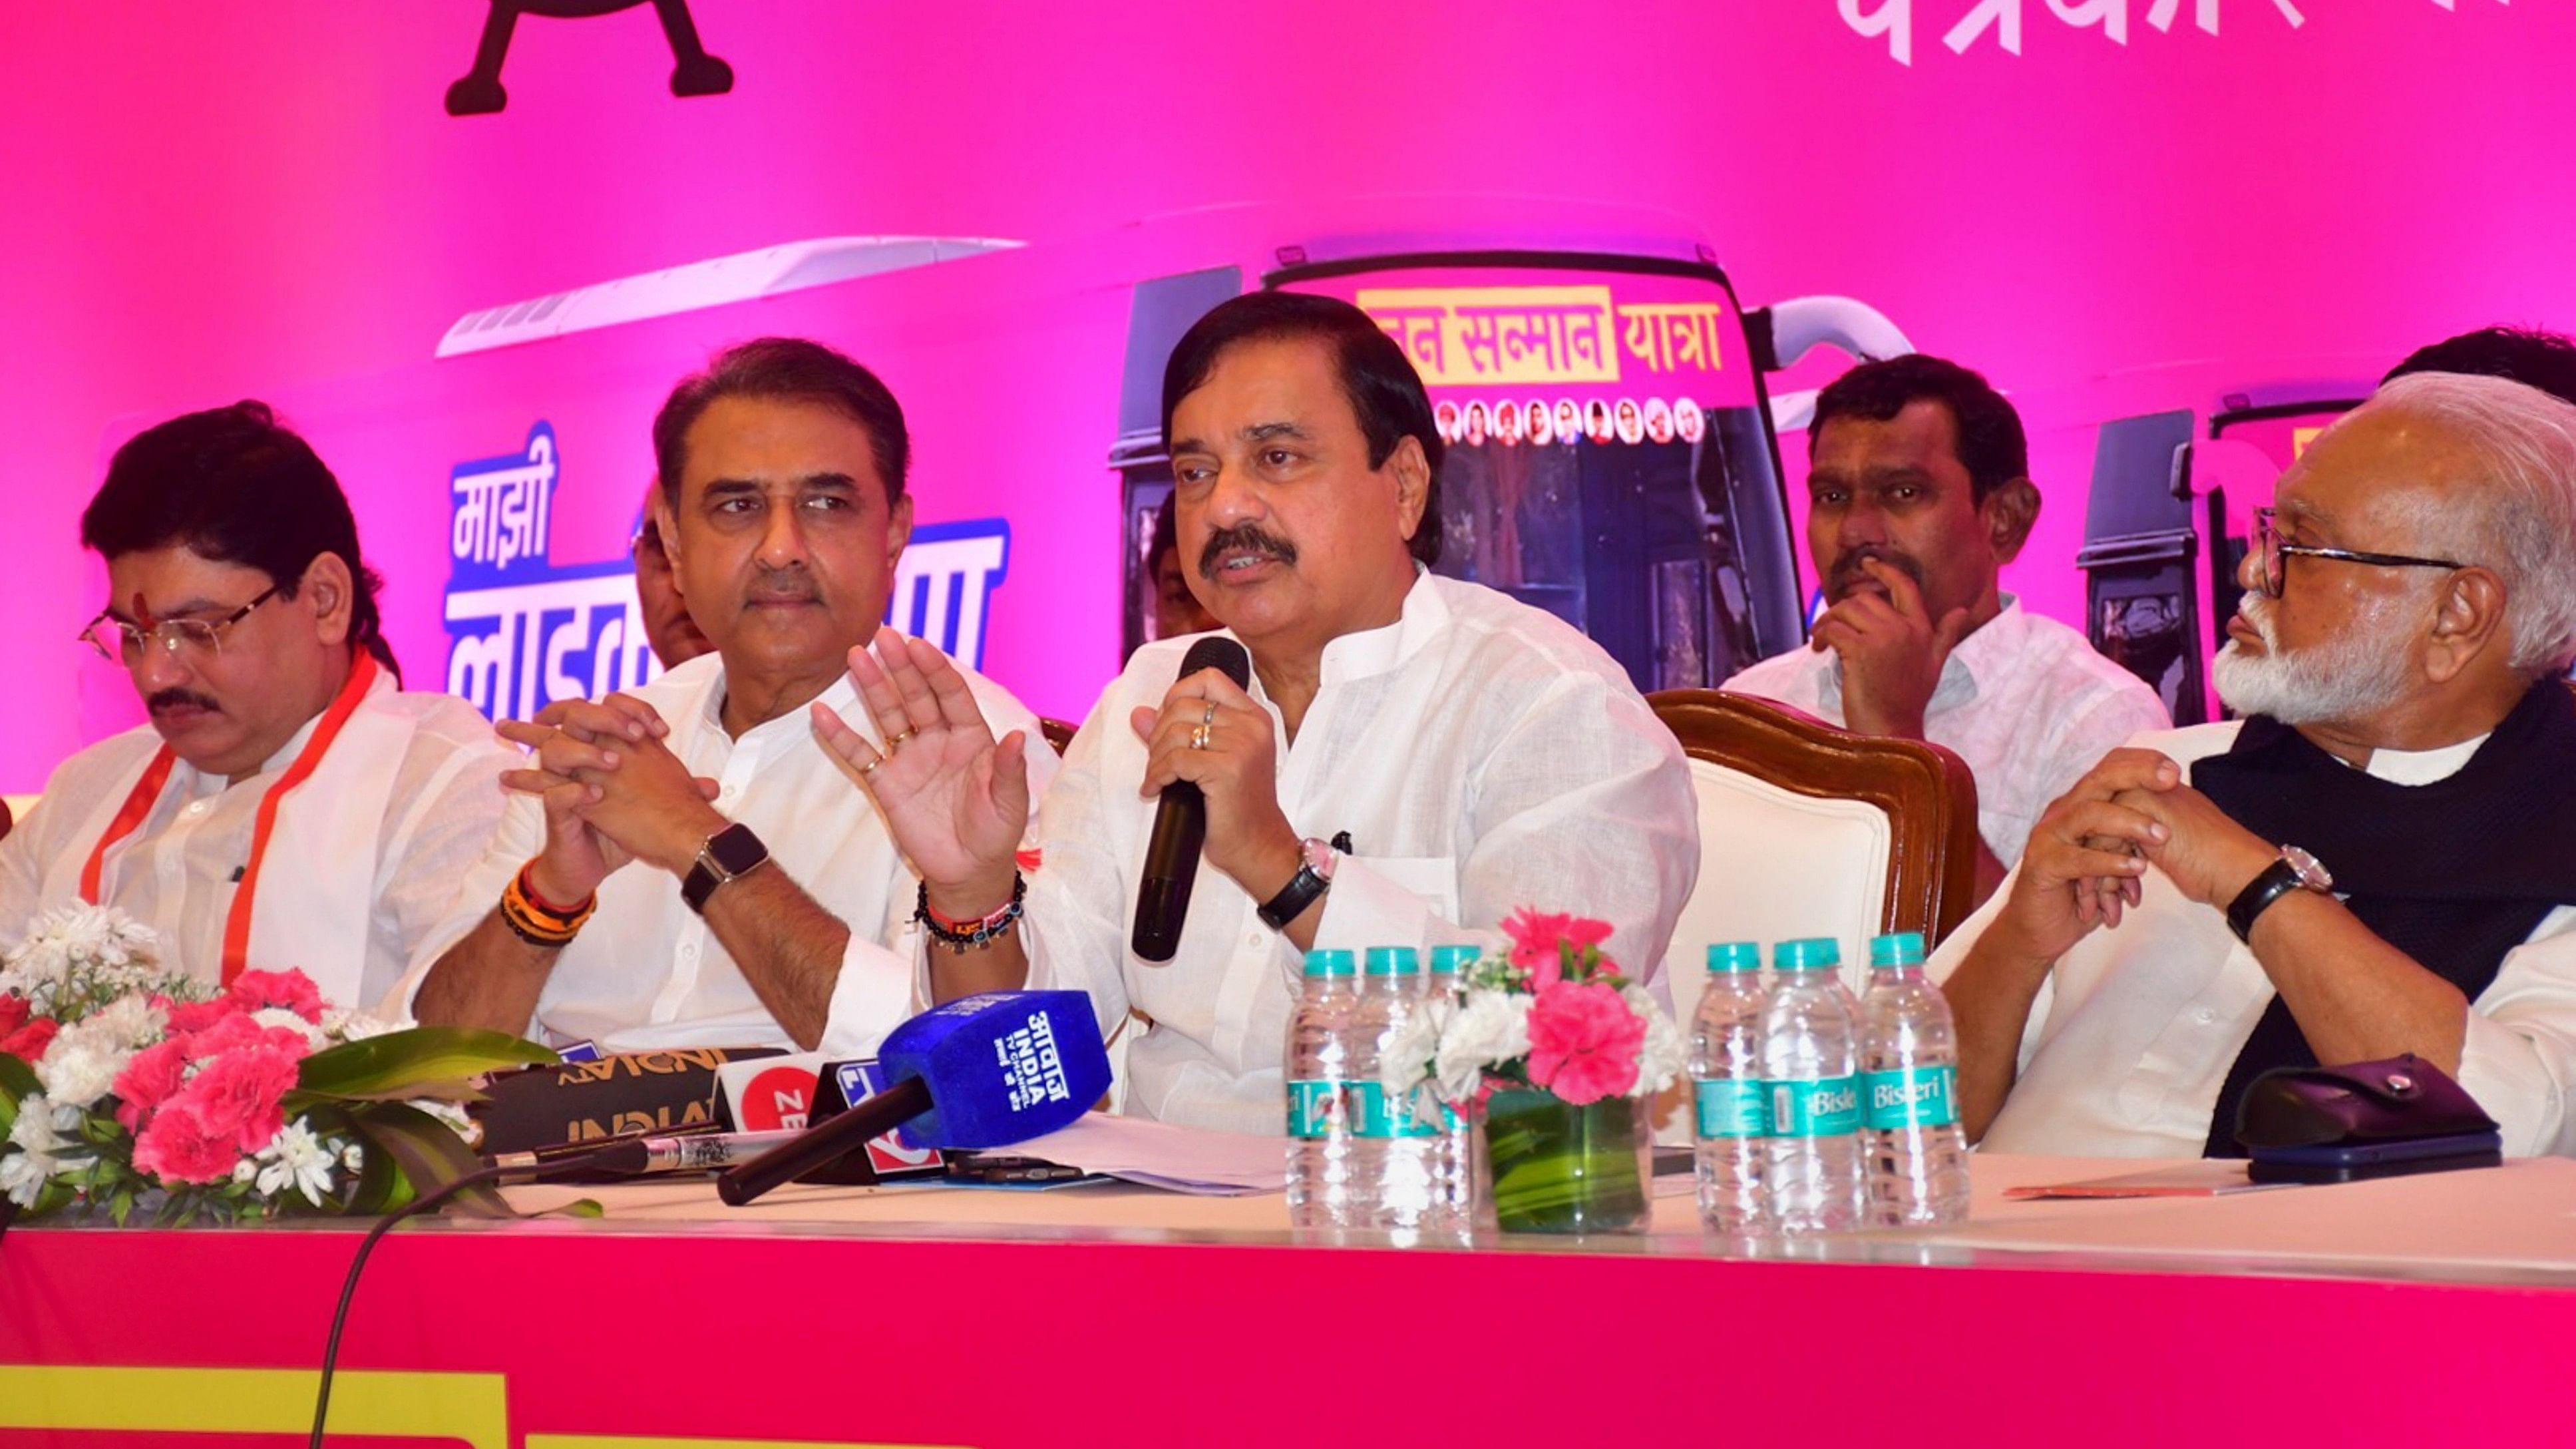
(2211, 590, 2419, 724)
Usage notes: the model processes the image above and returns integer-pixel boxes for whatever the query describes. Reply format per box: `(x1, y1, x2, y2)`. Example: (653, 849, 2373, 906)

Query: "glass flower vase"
(1478, 1088, 1652, 1235)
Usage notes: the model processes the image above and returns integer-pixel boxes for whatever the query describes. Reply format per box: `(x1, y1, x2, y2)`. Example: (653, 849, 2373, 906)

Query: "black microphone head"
(1177, 636, 1251, 691)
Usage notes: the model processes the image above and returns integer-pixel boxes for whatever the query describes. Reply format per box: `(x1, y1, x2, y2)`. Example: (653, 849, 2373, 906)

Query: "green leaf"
(0, 1052, 39, 1124)
(348, 1100, 511, 1217)
(295, 1028, 555, 1100)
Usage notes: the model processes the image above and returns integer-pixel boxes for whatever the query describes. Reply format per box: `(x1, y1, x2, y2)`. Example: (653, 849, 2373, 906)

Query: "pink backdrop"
(5, 1, 2571, 791)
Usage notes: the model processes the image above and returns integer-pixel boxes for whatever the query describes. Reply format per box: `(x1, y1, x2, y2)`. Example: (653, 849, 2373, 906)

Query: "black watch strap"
(1258, 863, 1330, 932)
(2226, 857, 2303, 944)
(683, 822, 769, 915)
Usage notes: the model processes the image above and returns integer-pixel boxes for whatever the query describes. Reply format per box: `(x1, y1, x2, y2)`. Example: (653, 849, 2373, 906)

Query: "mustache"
(1826, 546, 1925, 597)
(743, 565, 823, 605)
(1199, 524, 1298, 580)
(146, 688, 220, 714)
(2233, 590, 2279, 646)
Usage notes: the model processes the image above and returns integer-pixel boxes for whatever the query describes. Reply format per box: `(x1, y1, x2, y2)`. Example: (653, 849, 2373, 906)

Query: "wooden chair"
(1649, 688, 1979, 987)
(1037, 718, 1079, 756)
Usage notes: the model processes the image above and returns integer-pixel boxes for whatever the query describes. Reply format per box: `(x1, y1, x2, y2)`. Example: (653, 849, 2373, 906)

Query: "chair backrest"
(1037, 718, 1079, 756)
(1648, 689, 1979, 1012)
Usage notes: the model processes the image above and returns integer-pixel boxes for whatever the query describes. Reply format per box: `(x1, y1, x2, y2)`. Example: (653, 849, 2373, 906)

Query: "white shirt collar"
(2352, 731, 2491, 786)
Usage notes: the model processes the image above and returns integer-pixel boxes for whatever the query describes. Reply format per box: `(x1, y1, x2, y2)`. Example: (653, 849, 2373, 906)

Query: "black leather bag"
(2235, 1054, 2501, 1183)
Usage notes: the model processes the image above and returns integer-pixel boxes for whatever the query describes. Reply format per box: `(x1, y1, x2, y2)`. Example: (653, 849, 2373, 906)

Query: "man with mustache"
(1934, 373, 2576, 1157)
(1725, 355, 2167, 896)
(403, 338, 1053, 1055)
(814, 292, 1698, 1132)
(0, 403, 514, 1010)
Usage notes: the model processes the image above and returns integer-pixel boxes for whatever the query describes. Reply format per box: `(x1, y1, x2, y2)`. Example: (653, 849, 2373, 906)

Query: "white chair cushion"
(1652, 759, 1892, 1141)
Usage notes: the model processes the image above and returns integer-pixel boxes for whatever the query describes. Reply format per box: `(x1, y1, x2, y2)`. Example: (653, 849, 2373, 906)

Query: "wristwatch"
(1256, 837, 1339, 931)
(681, 822, 771, 915)
(2226, 844, 2333, 944)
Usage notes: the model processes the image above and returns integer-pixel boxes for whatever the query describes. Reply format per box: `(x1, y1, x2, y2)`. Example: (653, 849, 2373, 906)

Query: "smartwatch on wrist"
(2226, 844, 2332, 944)
(1256, 837, 1339, 932)
(682, 822, 770, 915)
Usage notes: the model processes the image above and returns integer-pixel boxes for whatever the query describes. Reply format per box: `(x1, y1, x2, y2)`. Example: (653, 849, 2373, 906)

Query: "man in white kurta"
(815, 293, 1700, 1133)
(1727, 355, 2167, 880)
(403, 338, 1053, 1059)
(0, 401, 512, 1011)
(1025, 572, 1694, 1131)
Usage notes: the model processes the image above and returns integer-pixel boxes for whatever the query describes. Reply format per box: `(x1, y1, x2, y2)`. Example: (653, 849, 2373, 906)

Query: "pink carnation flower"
(164, 996, 242, 1036)
(228, 969, 324, 1024)
(1, 1017, 59, 1063)
(180, 1011, 312, 1065)
(132, 1098, 241, 1185)
(1502, 908, 1576, 987)
(1524, 980, 1646, 1106)
(112, 1037, 192, 1132)
(170, 1044, 301, 1155)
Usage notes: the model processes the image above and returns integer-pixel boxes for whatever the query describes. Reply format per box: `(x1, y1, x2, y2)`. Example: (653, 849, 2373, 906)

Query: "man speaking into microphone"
(816, 293, 1699, 1132)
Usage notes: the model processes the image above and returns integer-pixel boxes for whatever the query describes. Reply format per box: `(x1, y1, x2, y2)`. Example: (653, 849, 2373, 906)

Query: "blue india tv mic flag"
(716, 991, 1111, 1205)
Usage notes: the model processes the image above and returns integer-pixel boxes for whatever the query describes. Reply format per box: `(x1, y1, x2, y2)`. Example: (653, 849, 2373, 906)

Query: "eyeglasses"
(2251, 509, 2469, 599)
(79, 586, 278, 665)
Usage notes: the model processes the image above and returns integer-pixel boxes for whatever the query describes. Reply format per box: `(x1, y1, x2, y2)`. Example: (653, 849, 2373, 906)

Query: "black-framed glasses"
(2251, 509, 2469, 599)
(79, 586, 278, 665)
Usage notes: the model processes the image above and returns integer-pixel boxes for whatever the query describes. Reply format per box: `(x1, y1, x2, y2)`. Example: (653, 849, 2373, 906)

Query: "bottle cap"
(1706, 942, 1761, 974)
(1303, 948, 1356, 978)
(1364, 946, 1421, 976)
(1428, 944, 1481, 974)
(1870, 931, 1928, 968)
(1772, 937, 1841, 972)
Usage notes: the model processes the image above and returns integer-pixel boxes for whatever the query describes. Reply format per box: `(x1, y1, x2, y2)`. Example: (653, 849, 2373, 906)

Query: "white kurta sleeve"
(1316, 674, 1700, 990)
(381, 789, 546, 1025)
(1017, 690, 1136, 1041)
(2456, 910, 2576, 1157)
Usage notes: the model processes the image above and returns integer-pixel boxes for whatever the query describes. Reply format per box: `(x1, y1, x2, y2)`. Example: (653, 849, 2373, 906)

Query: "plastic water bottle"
(1861, 931, 1972, 1227)
(1285, 948, 1360, 1229)
(1760, 936, 1865, 1233)
(1350, 946, 1442, 1233)
(1428, 943, 1483, 1231)
(1690, 941, 1770, 1235)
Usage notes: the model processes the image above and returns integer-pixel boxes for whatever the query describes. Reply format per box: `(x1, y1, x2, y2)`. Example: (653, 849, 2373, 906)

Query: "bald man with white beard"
(1933, 372, 2576, 1159)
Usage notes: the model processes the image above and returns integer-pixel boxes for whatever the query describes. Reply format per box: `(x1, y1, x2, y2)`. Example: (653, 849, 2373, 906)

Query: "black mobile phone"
(946, 1153, 1088, 1183)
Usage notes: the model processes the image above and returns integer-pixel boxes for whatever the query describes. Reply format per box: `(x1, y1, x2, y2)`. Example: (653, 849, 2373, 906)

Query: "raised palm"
(816, 629, 1029, 895)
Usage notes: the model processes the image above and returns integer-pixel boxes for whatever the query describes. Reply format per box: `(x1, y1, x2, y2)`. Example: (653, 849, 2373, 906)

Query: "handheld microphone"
(1133, 636, 1253, 962)
(716, 990, 1111, 1206)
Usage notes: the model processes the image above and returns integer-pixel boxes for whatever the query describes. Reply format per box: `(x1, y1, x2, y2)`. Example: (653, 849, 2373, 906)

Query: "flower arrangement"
(1380, 909, 1684, 1235)
(0, 904, 554, 1225)
(1382, 908, 1686, 1115)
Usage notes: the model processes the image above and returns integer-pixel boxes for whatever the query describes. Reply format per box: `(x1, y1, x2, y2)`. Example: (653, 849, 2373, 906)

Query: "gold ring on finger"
(1190, 722, 1213, 751)
(857, 755, 882, 775)
(886, 728, 916, 749)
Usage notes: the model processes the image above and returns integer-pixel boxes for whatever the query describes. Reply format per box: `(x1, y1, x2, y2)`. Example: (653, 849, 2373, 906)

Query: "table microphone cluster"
(717, 990, 1113, 1205)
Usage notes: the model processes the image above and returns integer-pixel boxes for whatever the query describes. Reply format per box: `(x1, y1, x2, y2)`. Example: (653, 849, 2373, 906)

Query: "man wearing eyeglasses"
(1934, 371, 2576, 1159)
(0, 403, 515, 1012)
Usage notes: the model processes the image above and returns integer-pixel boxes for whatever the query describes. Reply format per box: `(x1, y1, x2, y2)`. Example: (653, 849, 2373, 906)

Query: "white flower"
(320, 1007, 397, 1044)
(1378, 995, 1453, 1098)
(0, 904, 173, 1022)
(232, 1158, 259, 1185)
(2, 1094, 91, 1205)
(1436, 989, 1533, 1103)
(341, 1143, 365, 1172)
(86, 994, 167, 1051)
(411, 1098, 479, 1147)
(252, 1007, 329, 1052)
(252, 1121, 340, 1206)
(36, 1019, 136, 1112)
(1624, 984, 1688, 1096)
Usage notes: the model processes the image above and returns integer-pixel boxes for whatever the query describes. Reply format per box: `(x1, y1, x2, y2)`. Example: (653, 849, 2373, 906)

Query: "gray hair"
(2364, 371, 2576, 676)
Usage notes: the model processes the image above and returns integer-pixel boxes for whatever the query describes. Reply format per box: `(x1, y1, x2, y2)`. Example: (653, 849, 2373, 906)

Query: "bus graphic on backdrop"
(442, 421, 1012, 723)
